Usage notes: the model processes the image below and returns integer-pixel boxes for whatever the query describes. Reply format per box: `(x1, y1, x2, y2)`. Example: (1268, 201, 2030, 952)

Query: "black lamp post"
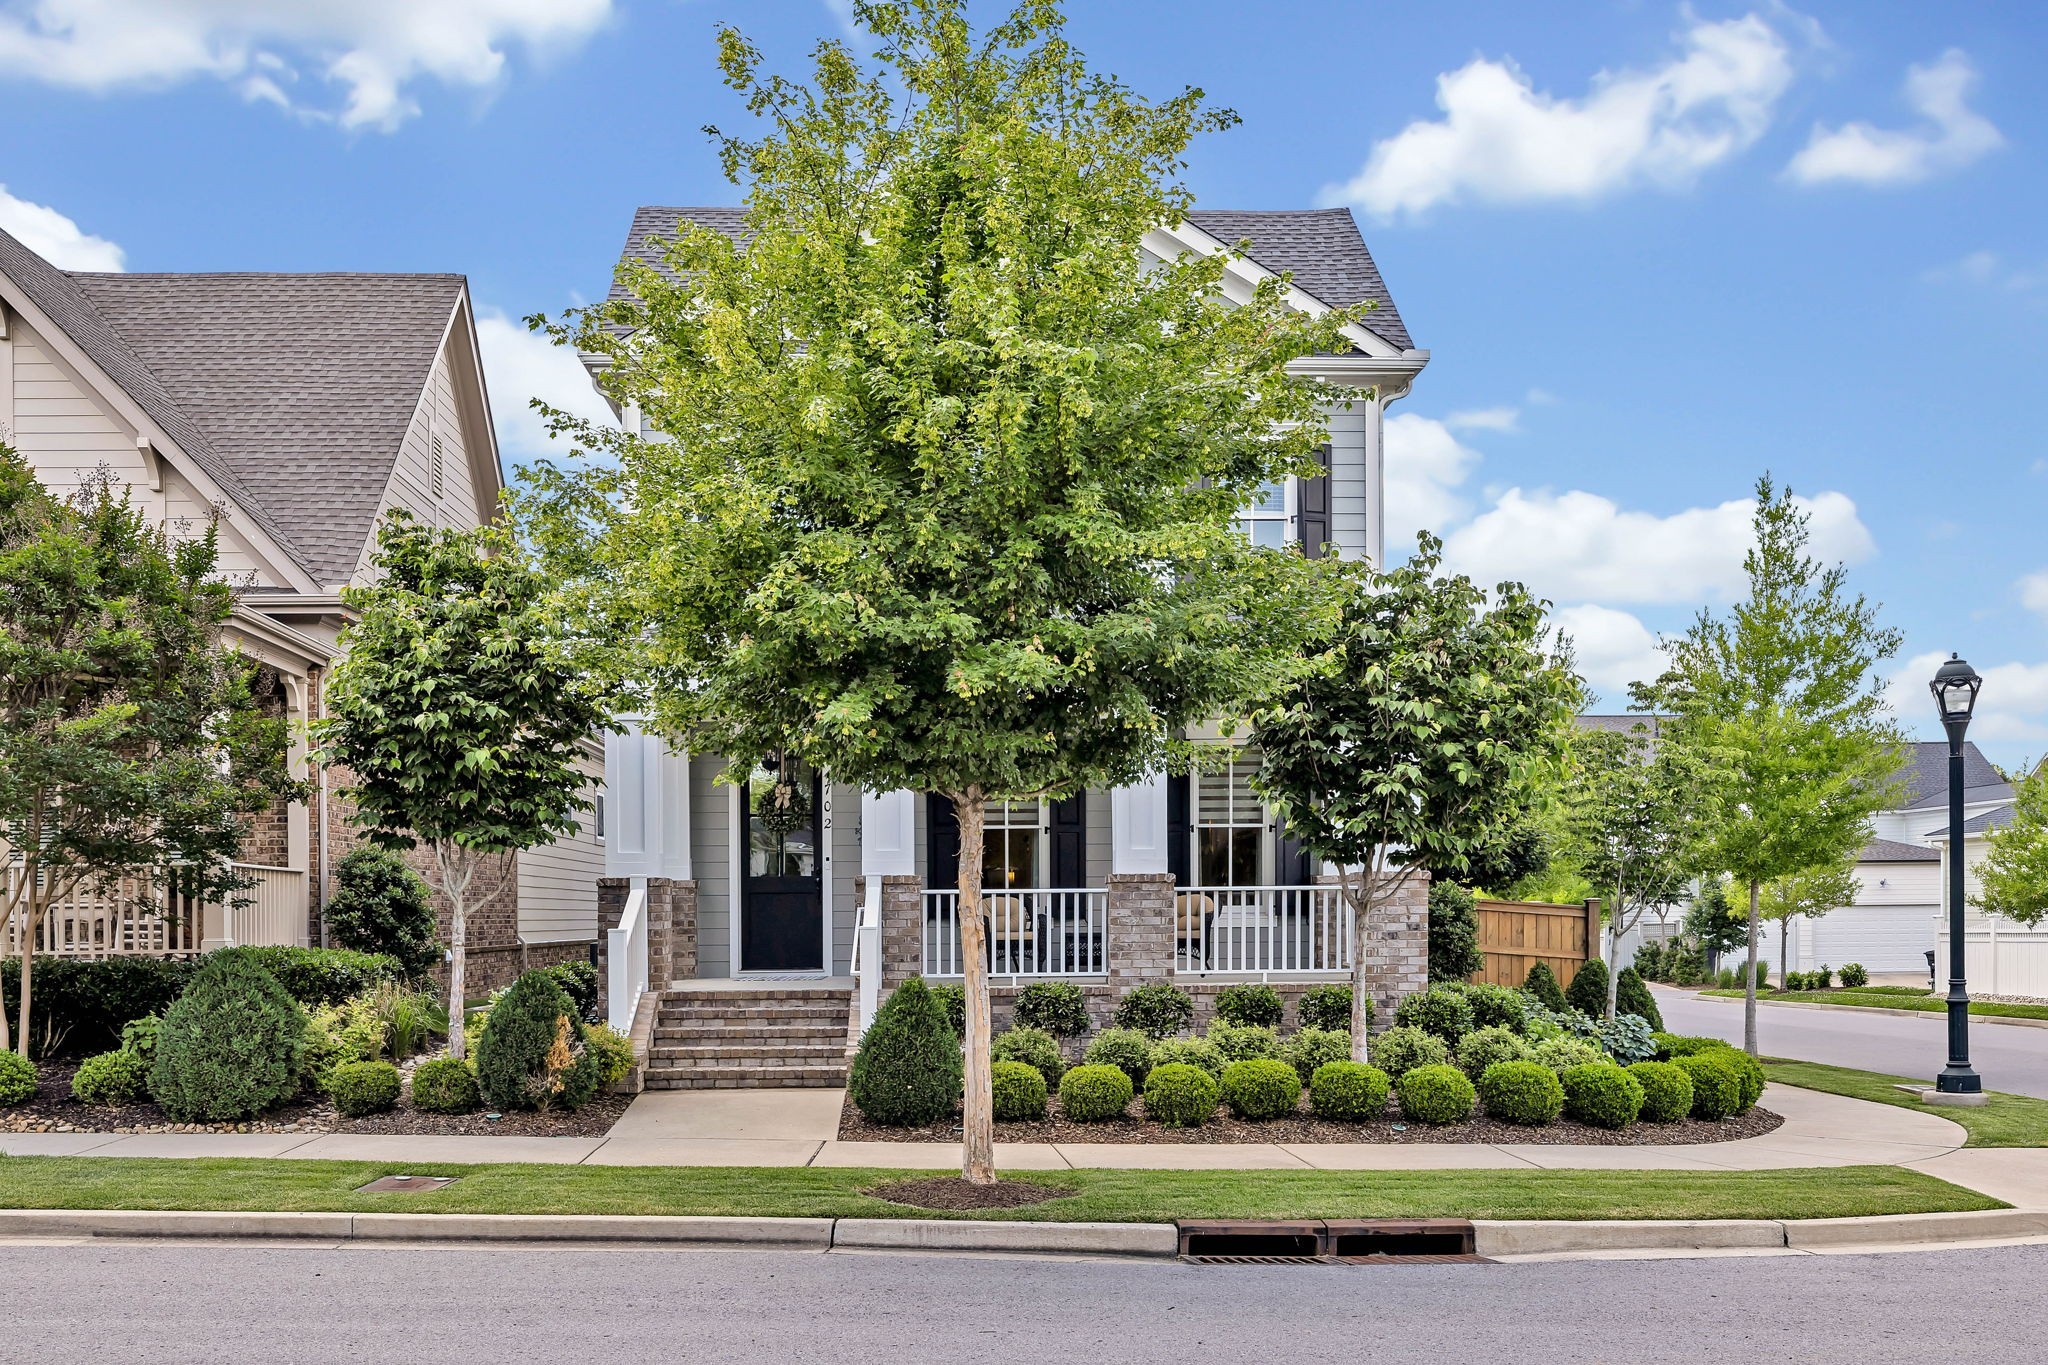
(1929, 653, 1983, 1095)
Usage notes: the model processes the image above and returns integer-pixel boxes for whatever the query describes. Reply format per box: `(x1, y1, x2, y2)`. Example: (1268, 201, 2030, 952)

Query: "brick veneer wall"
(595, 878, 696, 1019)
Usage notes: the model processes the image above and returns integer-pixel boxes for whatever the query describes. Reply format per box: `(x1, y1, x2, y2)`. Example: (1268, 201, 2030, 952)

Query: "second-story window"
(1193, 749, 1267, 886)
(1236, 480, 1289, 549)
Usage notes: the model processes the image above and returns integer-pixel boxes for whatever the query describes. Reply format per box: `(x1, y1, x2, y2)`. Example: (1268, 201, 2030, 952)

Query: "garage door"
(1807, 906, 1939, 973)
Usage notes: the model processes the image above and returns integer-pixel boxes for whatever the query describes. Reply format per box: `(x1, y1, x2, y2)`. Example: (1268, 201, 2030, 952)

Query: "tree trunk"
(440, 842, 471, 1061)
(1346, 863, 1377, 1065)
(953, 791, 995, 1185)
(1744, 879, 1761, 1056)
(1607, 916, 1623, 1021)
(13, 926, 30, 1057)
(1778, 915, 1789, 993)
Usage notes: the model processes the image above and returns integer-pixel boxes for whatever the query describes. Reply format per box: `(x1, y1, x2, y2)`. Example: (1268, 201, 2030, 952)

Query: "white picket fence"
(1, 863, 306, 957)
(1937, 916, 2048, 1000)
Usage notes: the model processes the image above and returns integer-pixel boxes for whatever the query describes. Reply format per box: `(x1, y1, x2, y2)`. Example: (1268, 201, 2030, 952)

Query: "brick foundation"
(596, 877, 695, 1019)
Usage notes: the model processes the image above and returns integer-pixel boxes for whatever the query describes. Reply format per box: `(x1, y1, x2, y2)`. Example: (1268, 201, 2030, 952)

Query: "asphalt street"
(1654, 987, 2048, 1099)
(6, 1241, 2047, 1363)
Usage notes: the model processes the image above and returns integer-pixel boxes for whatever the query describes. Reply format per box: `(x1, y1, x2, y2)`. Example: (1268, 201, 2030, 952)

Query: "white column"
(605, 717, 688, 880)
(1110, 773, 1170, 876)
(658, 743, 691, 881)
(1362, 391, 1386, 569)
(860, 789, 918, 878)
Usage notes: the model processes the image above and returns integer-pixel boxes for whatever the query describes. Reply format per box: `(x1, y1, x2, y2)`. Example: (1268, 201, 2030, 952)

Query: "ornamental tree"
(1640, 476, 1904, 1054)
(1759, 858, 1858, 988)
(315, 513, 612, 1058)
(1975, 761, 2048, 924)
(0, 448, 295, 1053)
(1251, 537, 1579, 1062)
(518, 0, 1357, 1182)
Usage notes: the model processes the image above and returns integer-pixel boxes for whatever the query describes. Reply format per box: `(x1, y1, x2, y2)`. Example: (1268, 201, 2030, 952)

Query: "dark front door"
(741, 759, 824, 973)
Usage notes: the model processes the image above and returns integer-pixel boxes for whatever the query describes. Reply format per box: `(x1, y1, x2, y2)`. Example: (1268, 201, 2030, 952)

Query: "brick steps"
(642, 984, 854, 1090)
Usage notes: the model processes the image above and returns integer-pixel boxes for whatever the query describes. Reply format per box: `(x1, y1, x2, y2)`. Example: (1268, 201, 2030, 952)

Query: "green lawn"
(1705, 988, 2048, 1023)
(1765, 1059, 2048, 1147)
(0, 1156, 1999, 1223)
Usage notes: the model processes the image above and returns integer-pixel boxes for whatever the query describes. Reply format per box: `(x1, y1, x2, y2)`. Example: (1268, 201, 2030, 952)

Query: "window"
(591, 791, 606, 842)
(980, 799, 1043, 890)
(1193, 749, 1267, 886)
(747, 758, 817, 877)
(1236, 479, 1290, 550)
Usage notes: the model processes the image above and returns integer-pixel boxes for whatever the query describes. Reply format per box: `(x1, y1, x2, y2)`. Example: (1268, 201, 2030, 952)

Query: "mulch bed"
(2, 1059, 630, 1139)
(870, 1177, 1077, 1210)
(838, 1092, 1784, 1146)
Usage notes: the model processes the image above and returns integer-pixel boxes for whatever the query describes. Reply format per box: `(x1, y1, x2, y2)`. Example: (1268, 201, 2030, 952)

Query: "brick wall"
(596, 878, 696, 1019)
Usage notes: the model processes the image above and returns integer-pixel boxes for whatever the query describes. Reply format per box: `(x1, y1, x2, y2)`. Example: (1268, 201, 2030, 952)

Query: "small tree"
(0, 450, 295, 1053)
(316, 513, 610, 1059)
(1976, 762, 2048, 924)
(1760, 859, 1858, 987)
(324, 847, 440, 978)
(1254, 537, 1577, 1062)
(1643, 476, 1904, 1055)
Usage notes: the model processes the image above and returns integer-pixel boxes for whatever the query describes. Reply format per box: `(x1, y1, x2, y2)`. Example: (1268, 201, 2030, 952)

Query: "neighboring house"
(0, 226, 603, 989)
(590, 206, 1434, 1087)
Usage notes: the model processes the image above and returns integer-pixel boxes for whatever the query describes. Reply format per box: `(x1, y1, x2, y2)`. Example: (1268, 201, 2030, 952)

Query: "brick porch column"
(1106, 873, 1175, 993)
(596, 876, 689, 1018)
(1361, 871, 1429, 1028)
(876, 874, 926, 991)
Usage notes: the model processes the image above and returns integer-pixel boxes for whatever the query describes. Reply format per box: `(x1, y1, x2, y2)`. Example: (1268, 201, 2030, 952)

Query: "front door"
(741, 758, 824, 973)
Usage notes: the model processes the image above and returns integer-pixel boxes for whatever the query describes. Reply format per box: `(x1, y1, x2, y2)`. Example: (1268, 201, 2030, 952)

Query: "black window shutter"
(927, 793, 960, 889)
(1299, 443, 1332, 559)
(1166, 774, 1192, 886)
(1050, 795, 1086, 888)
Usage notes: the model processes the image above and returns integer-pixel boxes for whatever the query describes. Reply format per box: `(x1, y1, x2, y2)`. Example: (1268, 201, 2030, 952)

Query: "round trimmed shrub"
(410, 1058, 480, 1114)
(1214, 983, 1284, 1028)
(1372, 1025, 1450, 1079)
(1627, 1060, 1694, 1123)
(1564, 959, 1610, 1017)
(1397, 1064, 1476, 1126)
(323, 847, 440, 978)
(473, 969, 602, 1113)
(1461, 982, 1528, 1033)
(1112, 983, 1193, 1039)
(1614, 966, 1664, 1031)
(991, 1026, 1065, 1085)
(1676, 1052, 1743, 1120)
(1393, 985, 1476, 1043)
(848, 977, 962, 1127)
(928, 984, 967, 1040)
(330, 1060, 402, 1117)
(1148, 1037, 1225, 1078)
(1522, 962, 1568, 1012)
(1220, 1058, 1303, 1121)
(1280, 1026, 1351, 1086)
(1143, 1062, 1219, 1128)
(1206, 1020, 1280, 1064)
(1717, 1047, 1766, 1112)
(991, 1060, 1048, 1121)
(583, 1024, 637, 1089)
(1652, 1032, 1724, 1060)
(1561, 1062, 1645, 1129)
(1530, 1036, 1605, 1076)
(1013, 981, 1090, 1037)
(1455, 1025, 1531, 1079)
(148, 954, 307, 1122)
(1309, 1061, 1391, 1121)
(1058, 1064, 1134, 1122)
(71, 1050, 148, 1106)
(1297, 983, 1364, 1033)
(0, 1050, 33, 1106)
(1082, 1027, 1153, 1087)
(1478, 1059, 1563, 1125)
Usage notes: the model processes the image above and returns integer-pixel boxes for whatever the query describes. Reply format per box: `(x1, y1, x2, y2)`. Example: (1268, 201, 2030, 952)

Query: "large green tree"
(519, 0, 1358, 1183)
(1975, 762, 2048, 925)
(1252, 537, 1578, 1060)
(0, 449, 295, 1053)
(1641, 476, 1904, 1054)
(316, 514, 611, 1058)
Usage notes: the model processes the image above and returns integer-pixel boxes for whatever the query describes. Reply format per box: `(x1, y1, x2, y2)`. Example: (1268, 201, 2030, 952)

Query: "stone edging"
(1690, 992, 2048, 1031)
(4, 1207, 2045, 1260)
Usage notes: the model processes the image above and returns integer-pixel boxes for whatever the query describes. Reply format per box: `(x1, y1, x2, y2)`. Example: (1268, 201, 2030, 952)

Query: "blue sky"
(1, 1, 2042, 759)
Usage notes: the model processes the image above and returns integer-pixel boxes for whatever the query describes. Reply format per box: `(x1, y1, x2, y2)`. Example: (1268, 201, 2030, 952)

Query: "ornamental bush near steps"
(1058, 1064, 1134, 1122)
(1397, 1064, 1476, 1126)
(1371, 1026, 1449, 1079)
(1627, 1060, 1694, 1123)
(473, 970, 604, 1114)
(990, 1026, 1066, 1086)
(848, 977, 962, 1128)
(1560, 1062, 1645, 1129)
(1081, 1027, 1153, 1087)
(1309, 1061, 1391, 1121)
(1280, 1027, 1351, 1087)
(1477, 1060, 1563, 1126)
(1220, 1059, 1302, 1121)
(1143, 1062, 1219, 1128)
(70, 1049, 148, 1106)
(0, 1050, 37, 1106)
(991, 1060, 1048, 1121)
(1213, 983, 1284, 1028)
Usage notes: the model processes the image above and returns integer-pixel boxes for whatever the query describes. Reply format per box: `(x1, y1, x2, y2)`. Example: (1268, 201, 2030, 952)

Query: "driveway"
(1656, 986, 2048, 1100)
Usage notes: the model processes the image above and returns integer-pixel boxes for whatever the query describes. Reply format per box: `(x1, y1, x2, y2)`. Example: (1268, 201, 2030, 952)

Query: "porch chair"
(1174, 892, 1215, 971)
(983, 894, 1036, 973)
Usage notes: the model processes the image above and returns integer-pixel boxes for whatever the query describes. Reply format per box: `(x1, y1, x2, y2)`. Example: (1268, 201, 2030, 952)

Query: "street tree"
(0, 449, 294, 1053)
(1975, 761, 2048, 924)
(1252, 537, 1578, 1060)
(316, 513, 611, 1059)
(1641, 476, 1904, 1054)
(518, 0, 1355, 1183)
(1759, 858, 1858, 987)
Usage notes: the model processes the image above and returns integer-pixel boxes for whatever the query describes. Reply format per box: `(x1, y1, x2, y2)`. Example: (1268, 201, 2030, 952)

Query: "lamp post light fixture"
(1930, 653, 1984, 1098)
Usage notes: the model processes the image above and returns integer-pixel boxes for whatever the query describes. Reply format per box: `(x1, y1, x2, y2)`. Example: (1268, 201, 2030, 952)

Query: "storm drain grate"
(1178, 1219, 1488, 1265)
(355, 1174, 459, 1194)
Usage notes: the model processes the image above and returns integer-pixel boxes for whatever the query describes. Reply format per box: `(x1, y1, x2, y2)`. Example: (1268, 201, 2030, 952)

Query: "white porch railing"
(921, 888, 1108, 979)
(607, 877, 650, 1033)
(2, 862, 308, 958)
(1176, 885, 1350, 977)
(220, 864, 307, 949)
(853, 878, 883, 1034)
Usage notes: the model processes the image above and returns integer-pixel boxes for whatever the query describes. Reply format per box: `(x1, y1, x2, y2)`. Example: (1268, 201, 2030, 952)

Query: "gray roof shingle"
(1893, 740, 2012, 810)
(1926, 805, 2017, 839)
(1860, 838, 1940, 863)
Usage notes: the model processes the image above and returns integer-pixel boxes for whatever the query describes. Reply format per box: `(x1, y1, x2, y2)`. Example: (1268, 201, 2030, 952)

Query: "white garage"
(1783, 843, 1940, 975)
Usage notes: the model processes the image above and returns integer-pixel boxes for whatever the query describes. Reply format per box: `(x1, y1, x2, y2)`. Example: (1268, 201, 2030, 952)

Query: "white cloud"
(1525, 387, 1559, 406)
(0, 183, 123, 270)
(1382, 412, 1483, 546)
(1786, 50, 2001, 186)
(1445, 406, 1520, 433)
(475, 311, 614, 461)
(0, 0, 614, 131)
(1323, 14, 1795, 217)
(1440, 486, 1875, 605)
(1925, 249, 2046, 293)
(1553, 603, 1668, 706)
(2022, 571, 2048, 621)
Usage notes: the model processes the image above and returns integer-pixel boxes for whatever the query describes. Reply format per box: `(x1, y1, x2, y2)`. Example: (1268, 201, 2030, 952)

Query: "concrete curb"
(831, 1218, 1177, 1257)
(1688, 991, 2048, 1030)
(1472, 1219, 1783, 1257)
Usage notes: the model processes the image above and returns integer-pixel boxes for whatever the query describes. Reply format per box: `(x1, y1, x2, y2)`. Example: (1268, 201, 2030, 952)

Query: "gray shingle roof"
(1860, 838, 1940, 863)
(611, 204, 1414, 350)
(1574, 713, 1667, 737)
(1894, 740, 2012, 810)
(1926, 805, 2016, 840)
(0, 225, 466, 586)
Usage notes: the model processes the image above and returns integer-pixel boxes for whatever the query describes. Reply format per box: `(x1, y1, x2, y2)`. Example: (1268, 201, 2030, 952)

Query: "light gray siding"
(690, 752, 733, 978)
(831, 779, 859, 975)
(516, 756, 605, 942)
(1085, 788, 1112, 887)
(1324, 400, 1370, 561)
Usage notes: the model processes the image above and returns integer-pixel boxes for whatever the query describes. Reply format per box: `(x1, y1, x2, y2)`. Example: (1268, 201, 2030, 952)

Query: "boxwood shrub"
(928, 984, 967, 1040)
(1652, 1032, 1726, 1060)
(1081, 1027, 1153, 1087)
(1057, 1063, 1134, 1122)
(1111, 983, 1193, 1039)
(1397, 1063, 1476, 1125)
(1522, 962, 1568, 1012)
(0, 955, 193, 1057)
(1148, 1036, 1226, 1078)
(583, 1024, 637, 1089)
(1717, 1047, 1766, 1112)
(212, 946, 405, 1007)
(1206, 1020, 1280, 1064)
(1477, 1059, 1563, 1125)
(990, 1026, 1065, 1086)
(1297, 983, 1364, 1032)
(1676, 1051, 1743, 1120)
(410, 1057, 480, 1114)
(330, 1060, 402, 1117)
(1561, 1062, 1645, 1129)
(1530, 1036, 1605, 1076)
(1280, 1026, 1351, 1086)
(848, 977, 962, 1127)
(1394, 985, 1476, 1043)
(991, 1060, 1049, 1121)
(148, 954, 307, 1122)
(473, 969, 603, 1114)
(1371, 1025, 1450, 1078)
(1460, 982, 1528, 1033)
(1220, 1058, 1302, 1121)
(0, 1050, 36, 1106)
(70, 1049, 148, 1106)
(1455, 1025, 1531, 1079)
(1213, 983, 1284, 1028)
(1627, 1060, 1694, 1123)
(1013, 981, 1090, 1037)
(1143, 1062, 1219, 1128)
(1309, 1061, 1390, 1122)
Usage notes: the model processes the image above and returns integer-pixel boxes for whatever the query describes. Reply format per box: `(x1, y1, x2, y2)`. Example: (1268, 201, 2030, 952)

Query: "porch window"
(980, 799, 1043, 890)
(1194, 750, 1267, 886)
(747, 758, 817, 877)
(1236, 480, 1290, 550)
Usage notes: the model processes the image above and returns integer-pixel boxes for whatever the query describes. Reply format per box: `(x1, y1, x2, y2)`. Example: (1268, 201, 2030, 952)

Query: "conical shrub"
(149, 954, 307, 1122)
(1615, 966, 1664, 1030)
(1522, 962, 1568, 1012)
(474, 969, 602, 1112)
(1564, 958, 1610, 1016)
(848, 977, 962, 1127)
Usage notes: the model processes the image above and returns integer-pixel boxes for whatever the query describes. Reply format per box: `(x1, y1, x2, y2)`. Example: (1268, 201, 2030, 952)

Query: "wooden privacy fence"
(1471, 898, 1603, 990)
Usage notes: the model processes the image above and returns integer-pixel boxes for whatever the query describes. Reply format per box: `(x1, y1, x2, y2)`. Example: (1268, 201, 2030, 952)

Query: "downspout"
(314, 664, 330, 949)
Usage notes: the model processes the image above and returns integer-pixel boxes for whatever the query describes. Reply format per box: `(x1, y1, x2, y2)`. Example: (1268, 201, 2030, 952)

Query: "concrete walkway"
(0, 1083, 1969, 1175)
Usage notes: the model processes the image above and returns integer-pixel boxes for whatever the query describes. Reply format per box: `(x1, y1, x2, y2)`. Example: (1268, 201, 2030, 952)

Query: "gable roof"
(608, 204, 1413, 349)
(1893, 740, 2012, 811)
(0, 226, 473, 586)
(1859, 837, 1940, 864)
(1926, 804, 2016, 840)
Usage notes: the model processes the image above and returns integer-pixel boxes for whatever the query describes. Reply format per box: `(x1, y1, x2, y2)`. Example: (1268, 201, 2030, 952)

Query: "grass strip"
(1765, 1059, 2048, 1147)
(0, 1156, 1999, 1223)
(1705, 988, 2048, 1022)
